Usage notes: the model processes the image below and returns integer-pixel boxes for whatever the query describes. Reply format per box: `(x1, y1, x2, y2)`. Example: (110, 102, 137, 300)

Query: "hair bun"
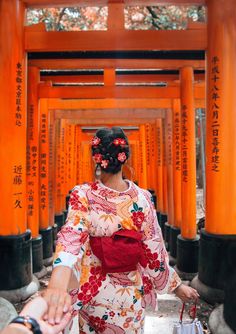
(91, 127, 130, 174)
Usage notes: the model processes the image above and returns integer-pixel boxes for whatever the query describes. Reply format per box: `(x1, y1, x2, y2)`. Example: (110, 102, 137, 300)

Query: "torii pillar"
(0, 0, 39, 300)
(176, 67, 199, 278)
(169, 99, 182, 260)
(192, 1, 236, 333)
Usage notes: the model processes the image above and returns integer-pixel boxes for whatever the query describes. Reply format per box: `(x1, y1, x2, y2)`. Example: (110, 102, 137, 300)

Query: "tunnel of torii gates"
(0, 0, 236, 331)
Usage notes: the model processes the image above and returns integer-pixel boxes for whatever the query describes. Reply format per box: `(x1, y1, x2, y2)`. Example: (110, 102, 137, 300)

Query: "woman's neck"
(100, 171, 129, 192)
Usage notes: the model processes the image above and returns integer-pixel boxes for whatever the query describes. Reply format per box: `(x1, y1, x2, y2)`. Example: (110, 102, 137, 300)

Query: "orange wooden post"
(145, 124, 152, 190)
(0, 0, 33, 292)
(177, 67, 199, 275)
(162, 118, 168, 215)
(76, 125, 82, 185)
(150, 124, 158, 199)
(169, 99, 182, 259)
(59, 119, 67, 212)
(127, 131, 140, 183)
(108, 1, 124, 31)
(71, 125, 77, 187)
(27, 67, 40, 238)
(63, 122, 69, 195)
(53, 117, 65, 232)
(27, 66, 46, 275)
(172, 99, 182, 229)
(49, 109, 55, 228)
(196, 0, 236, 313)
(39, 98, 53, 263)
(156, 119, 164, 216)
(138, 125, 148, 189)
(130, 138, 140, 185)
(54, 119, 62, 215)
(104, 68, 116, 86)
(164, 108, 174, 250)
(66, 124, 74, 192)
(84, 141, 93, 183)
(79, 132, 93, 184)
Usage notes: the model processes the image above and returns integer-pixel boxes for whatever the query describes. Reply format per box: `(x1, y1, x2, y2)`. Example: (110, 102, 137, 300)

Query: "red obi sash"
(90, 229, 147, 274)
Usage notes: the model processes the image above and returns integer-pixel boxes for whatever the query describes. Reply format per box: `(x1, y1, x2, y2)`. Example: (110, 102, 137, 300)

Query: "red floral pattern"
(69, 190, 87, 212)
(78, 266, 106, 305)
(142, 276, 153, 295)
(88, 315, 106, 332)
(131, 211, 145, 229)
(142, 244, 160, 270)
(90, 182, 98, 190)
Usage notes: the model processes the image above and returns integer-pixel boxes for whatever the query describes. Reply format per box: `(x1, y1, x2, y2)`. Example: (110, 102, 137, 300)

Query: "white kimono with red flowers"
(54, 180, 181, 334)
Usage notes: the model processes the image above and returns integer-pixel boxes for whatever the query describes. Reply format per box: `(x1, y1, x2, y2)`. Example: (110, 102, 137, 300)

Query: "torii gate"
(0, 0, 236, 332)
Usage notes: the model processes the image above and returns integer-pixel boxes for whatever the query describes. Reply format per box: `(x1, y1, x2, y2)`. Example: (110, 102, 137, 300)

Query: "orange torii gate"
(1, 2, 236, 333)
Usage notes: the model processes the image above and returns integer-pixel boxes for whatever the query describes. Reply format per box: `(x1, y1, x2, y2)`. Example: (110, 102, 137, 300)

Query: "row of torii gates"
(0, 0, 236, 332)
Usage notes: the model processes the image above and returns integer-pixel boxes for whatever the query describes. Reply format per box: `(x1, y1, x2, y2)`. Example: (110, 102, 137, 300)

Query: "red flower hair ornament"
(101, 160, 109, 168)
(93, 153, 102, 163)
(117, 152, 127, 163)
(91, 136, 101, 146)
(113, 138, 127, 146)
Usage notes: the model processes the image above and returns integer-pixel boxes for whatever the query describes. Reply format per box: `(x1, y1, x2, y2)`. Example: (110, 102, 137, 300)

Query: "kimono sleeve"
(141, 190, 182, 294)
(53, 185, 90, 277)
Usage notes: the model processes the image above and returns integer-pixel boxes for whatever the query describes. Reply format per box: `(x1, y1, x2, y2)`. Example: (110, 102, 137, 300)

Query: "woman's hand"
(42, 288, 72, 325)
(19, 296, 72, 334)
(174, 283, 199, 302)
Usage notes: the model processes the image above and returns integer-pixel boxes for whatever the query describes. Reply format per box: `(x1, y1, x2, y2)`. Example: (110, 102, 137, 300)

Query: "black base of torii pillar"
(191, 229, 236, 334)
(175, 235, 199, 280)
(0, 231, 39, 302)
(191, 230, 236, 333)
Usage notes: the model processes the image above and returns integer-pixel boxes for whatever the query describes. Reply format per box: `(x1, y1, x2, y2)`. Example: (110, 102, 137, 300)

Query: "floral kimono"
(54, 180, 181, 334)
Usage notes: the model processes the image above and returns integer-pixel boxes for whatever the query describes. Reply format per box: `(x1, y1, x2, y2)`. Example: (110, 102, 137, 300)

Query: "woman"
(43, 127, 199, 333)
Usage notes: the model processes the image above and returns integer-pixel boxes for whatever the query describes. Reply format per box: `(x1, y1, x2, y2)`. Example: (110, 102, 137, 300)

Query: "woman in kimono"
(43, 127, 199, 334)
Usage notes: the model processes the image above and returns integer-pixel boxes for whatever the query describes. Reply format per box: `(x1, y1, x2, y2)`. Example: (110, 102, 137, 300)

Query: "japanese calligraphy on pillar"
(13, 164, 23, 209)
(167, 120, 172, 166)
(150, 125, 155, 160)
(60, 124, 65, 190)
(28, 105, 34, 140)
(162, 122, 166, 166)
(67, 125, 72, 183)
(145, 124, 150, 166)
(139, 139, 144, 175)
(49, 120, 54, 212)
(40, 113, 47, 210)
(27, 103, 38, 217)
(181, 105, 188, 182)
(211, 56, 220, 172)
(16, 63, 22, 127)
(27, 144, 38, 216)
(174, 111, 181, 171)
(157, 124, 162, 167)
(55, 121, 61, 209)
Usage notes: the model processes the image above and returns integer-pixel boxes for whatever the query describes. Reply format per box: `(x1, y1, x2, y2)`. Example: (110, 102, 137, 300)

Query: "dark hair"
(92, 127, 130, 174)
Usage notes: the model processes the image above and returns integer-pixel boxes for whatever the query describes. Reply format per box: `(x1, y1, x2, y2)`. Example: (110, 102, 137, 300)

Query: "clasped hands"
(20, 290, 72, 334)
